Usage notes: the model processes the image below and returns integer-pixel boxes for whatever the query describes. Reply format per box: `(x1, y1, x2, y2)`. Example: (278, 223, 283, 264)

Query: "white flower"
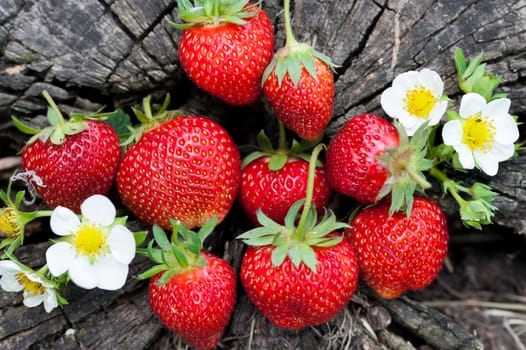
(0, 260, 59, 313)
(46, 195, 136, 291)
(442, 93, 519, 176)
(381, 68, 448, 136)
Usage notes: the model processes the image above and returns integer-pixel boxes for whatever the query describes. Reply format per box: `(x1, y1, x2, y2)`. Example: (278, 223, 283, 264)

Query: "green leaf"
(271, 243, 290, 267)
(268, 153, 287, 171)
(171, 244, 189, 267)
(47, 107, 60, 126)
(287, 56, 303, 87)
(136, 264, 167, 280)
(49, 128, 65, 145)
(237, 226, 281, 242)
(11, 116, 40, 135)
(288, 244, 302, 268)
(299, 244, 317, 273)
(255, 209, 282, 231)
(284, 200, 304, 227)
(133, 231, 148, 246)
(158, 268, 177, 285)
(197, 215, 217, 243)
(152, 225, 171, 249)
(105, 108, 132, 138)
(454, 48, 467, 76)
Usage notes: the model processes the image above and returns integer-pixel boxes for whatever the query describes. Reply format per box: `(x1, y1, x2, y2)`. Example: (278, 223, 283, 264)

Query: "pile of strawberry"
(5, 0, 520, 349)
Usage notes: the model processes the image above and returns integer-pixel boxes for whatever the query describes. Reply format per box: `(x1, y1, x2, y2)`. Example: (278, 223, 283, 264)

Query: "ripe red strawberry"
(139, 218, 236, 349)
(326, 114, 399, 204)
(117, 99, 241, 230)
(240, 157, 331, 225)
(327, 113, 434, 215)
(263, 56, 334, 141)
(345, 196, 449, 299)
(238, 129, 331, 225)
(174, 0, 274, 106)
(261, 0, 335, 141)
(238, 145, 358, 330)
(15, 91, 120, 212)
(240, 235, 358, 329)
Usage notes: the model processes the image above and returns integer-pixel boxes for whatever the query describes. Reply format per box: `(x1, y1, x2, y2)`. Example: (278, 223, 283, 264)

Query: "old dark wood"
(0, 0, 524, 348)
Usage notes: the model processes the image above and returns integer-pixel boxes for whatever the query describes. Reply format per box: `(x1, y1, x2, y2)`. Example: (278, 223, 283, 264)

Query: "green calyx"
(454, 48, 506, 101)
(241, 121, 320, 171)
(122, 94, 184, 147)
(171, 0, 259, 29)
(377, 122, 433, 216)
(261, 0, 336, 88)
(136, 216, 218, 285)
(238, 144, 347, 273)
(12, 90, 114, 146)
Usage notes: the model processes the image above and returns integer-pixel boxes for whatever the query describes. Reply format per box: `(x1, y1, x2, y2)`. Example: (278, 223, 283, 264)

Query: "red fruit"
(345, 196, 449, 299)
(238, 157, 331, 225)
(177, 3, 274, 105)
(263, 56, 334, 141)
(149, 252, 237, 349)
(239, 144, 357, 330)
(326, 114, 399, 203)
(240, 236, 358, 330)
(117, 116, 241, 230)
(21, 119, 121, 213)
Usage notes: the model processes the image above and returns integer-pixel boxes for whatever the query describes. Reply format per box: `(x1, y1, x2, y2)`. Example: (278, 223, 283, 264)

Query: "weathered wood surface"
(0, 0, 524, 348)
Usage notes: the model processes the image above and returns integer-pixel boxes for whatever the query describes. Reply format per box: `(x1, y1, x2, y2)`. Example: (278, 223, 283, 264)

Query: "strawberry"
(345, 196, 449, 299)
(238, 145, 358, 330)
(261, 0, 335, 141)
(327, 113, 433, 215)
(139, 218, 236, 349)
(173, 0, 274, 106)
(13, 91, 120, 213)
(238, 128, 332, 225)
(116, 95, 241, 230)
(326, 114, 399, 204)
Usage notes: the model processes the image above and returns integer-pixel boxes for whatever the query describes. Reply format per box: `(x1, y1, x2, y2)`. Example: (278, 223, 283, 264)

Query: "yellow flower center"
(16, 273, 45, 296)
(462, 114, 496, 152)
(74, 225, 108, 260)
(0, 207, 21, 238)
(404, 86, 436, 117)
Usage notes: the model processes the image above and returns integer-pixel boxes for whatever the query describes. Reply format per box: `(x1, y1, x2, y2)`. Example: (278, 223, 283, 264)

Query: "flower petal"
(0, 260, 22, 274)
(93, 255, 129, 291)
(23, 293, 45, 308)
(454, 143, 475, 170)
(494, 115, 520, 144)
(428, 100, 448, 126)
(108, 225, 136, 265)
(50, 207, 80, 236)
(490, 142, 515, 162)
(381, 87, 406, 119)
(81, 195, 116, 227)
(392, 71, 419, 90)
(418, 68, 444, 96)
(68, 256, 98, 290)
(483, 98, 511, 120)
(0, 261, 24, 292)
(459, 93, 486, 119)
(43, 291, 59, 313)
(442, 120, 463, 145)
(46, 242, 75, 277)
(473, 150, 499, 176)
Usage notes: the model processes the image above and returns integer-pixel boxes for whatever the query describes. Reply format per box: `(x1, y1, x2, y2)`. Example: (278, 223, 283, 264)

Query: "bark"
(0, 0, 524, 348)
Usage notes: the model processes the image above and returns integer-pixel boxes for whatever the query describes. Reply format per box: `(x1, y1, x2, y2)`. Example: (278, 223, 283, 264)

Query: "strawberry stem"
(42, 90, 67, 129)
(294, 143, 324, 241)
(283, 0, 299, 47)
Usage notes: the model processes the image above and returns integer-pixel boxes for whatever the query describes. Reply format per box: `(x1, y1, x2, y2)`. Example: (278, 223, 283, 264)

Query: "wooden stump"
(0, 0, 524, 348)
